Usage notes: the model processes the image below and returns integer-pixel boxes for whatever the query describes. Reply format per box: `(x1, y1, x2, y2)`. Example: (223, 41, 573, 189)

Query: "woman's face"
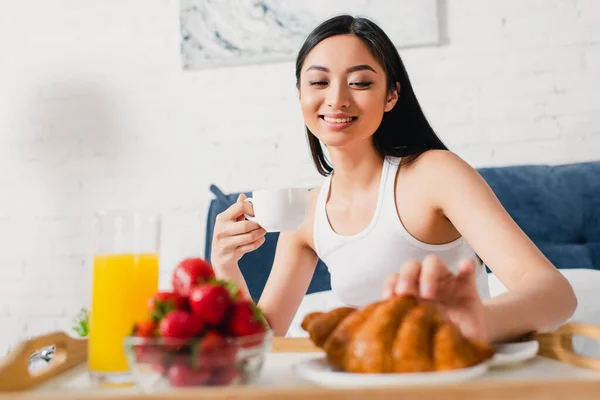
(298, 34, 398, 149)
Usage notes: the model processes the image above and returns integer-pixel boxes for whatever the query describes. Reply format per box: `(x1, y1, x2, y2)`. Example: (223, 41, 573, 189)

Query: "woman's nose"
(326, 84, 351, 109)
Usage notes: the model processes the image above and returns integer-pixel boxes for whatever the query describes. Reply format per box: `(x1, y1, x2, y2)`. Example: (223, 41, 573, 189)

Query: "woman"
(210, 15, 576, 343)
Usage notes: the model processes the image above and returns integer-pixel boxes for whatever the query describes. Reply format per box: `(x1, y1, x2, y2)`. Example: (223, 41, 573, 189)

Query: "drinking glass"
(88, 211, 160, 385)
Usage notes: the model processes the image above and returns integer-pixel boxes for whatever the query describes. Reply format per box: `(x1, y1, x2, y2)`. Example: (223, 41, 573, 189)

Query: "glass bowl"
(123, 330, 272, 391)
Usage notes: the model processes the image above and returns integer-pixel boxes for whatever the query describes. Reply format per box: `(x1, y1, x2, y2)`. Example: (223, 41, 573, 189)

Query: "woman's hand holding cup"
(211, 193, 267, 272)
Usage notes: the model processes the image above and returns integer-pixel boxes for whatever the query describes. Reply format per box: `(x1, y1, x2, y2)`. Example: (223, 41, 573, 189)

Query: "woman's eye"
(351, 81, 372, 88)
(309, 81, 328, 86)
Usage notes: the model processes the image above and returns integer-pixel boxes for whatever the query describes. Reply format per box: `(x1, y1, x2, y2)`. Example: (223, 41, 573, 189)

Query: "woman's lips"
(319, 115, 357, 131)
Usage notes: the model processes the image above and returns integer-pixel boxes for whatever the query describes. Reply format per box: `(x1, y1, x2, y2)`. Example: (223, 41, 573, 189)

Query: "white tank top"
(313, 156, 491, 307)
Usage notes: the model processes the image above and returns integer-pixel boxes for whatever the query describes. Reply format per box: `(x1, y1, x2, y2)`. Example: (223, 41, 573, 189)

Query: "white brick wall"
(1, 0, 599, 354)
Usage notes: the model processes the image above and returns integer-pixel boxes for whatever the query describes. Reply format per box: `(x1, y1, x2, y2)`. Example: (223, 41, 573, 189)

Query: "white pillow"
(287, 269, 600, 357)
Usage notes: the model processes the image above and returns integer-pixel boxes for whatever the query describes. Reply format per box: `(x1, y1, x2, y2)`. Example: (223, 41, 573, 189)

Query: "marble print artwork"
(180, 0, 440, 70)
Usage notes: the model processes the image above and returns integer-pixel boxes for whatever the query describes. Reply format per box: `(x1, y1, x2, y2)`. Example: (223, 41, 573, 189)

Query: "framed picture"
(181, 0, 441, 70)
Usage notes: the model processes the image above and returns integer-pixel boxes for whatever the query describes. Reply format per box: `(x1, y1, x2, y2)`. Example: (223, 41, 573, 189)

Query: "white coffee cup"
(244, 188, 309, 232)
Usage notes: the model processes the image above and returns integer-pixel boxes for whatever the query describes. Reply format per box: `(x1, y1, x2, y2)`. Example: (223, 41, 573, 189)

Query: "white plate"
(293, 356, 488, 388)
(490, 340, 539, 367)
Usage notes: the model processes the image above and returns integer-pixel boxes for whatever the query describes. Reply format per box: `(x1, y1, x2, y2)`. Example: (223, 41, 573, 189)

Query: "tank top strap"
(313, 174, 332, 258)
(384, 156, 401, 187)
(380, 156, 401, 220)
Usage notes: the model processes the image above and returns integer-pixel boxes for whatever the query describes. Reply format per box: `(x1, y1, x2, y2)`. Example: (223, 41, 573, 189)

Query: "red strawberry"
(148, 291, 188, 321)
(167, 364, 211, 387)
(187, 313, 205, 337)
(194, 331, 238, 369)
(172, 258, 215, 297)
(159, 310, 204, 338)
(189, 284, 231, 326)
(133, 319, 157, 337)
(200, 331, 227, 351)
(210, 367, 239, 385)
(227, 300, 266, 337)
(221, 280, 245, 301)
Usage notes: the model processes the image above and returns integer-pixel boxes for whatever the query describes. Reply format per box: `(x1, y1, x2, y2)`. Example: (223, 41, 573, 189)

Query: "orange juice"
(88, 253, 159, 373)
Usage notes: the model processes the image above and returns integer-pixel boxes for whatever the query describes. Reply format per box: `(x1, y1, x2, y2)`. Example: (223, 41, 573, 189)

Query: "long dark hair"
(295, 15, 448, 176)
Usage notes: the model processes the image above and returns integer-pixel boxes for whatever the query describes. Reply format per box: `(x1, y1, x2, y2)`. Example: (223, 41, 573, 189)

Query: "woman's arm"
(257, 229, 319, 336)
(424, 150, 577, 342)
(257, 188, 321, 336)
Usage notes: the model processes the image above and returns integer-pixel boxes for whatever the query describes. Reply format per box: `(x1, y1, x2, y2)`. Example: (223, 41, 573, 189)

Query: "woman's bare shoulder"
(402, 149, 469, 175)
(399, 150, 479, 189)
(396, 149, 481, 213)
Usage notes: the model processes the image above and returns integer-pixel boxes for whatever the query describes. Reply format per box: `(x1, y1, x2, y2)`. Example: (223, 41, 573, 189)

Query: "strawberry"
(200, 331, 227, 351)
(159, 310, 204, 338)
(210, 366, 239, 385)
(227, 300, 266, 337)
(133, 319, 157, 337)
(187, 313, 205, 337)
(222, 280, 245, 301)
(172, 258, 215, 297)
(189, 283, 231, 326)
(147, 291, 188, 322)
(194, 331, 237, 370)
(167, 364, 211, 387)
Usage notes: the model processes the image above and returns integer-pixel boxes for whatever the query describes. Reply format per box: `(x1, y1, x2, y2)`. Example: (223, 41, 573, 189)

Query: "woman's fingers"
(223, 220, 264, 236)
(235, 236, 266, 255)
(385, 257, 478, 301)
(458, 258, 476, 277)
(382, 272, 400, 299)
(219, 194, 254, 222)
(219, 200, 243, 222)
(394, 260, 421, 296)
(419, 255, 453, 300)
(220, 226, 267, 250)
(456, 258, 478, 294)
(234, 194, 255, 222)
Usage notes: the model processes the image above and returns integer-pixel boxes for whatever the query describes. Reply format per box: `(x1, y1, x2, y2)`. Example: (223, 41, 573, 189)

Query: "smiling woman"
(210, 15, 577, 349)
(294, 16, 448, 176)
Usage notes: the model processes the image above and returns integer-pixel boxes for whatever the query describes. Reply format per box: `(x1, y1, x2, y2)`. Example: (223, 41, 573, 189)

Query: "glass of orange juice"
(88, 210, 160, 385)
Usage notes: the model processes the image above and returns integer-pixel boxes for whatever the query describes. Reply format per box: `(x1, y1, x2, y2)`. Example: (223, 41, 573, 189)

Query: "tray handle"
(535, 322, 600, 372)
(270, 337, 320, 353)
(0, 331, 87, 392)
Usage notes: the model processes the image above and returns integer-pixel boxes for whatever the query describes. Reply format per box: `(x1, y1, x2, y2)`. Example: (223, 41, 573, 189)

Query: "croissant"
(301, 295, 496, 373)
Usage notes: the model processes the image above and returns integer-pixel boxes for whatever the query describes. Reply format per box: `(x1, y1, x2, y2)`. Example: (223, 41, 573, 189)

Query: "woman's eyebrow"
(305, 64, 377, 73)
(306, 65, 329, 72)
(346, 64, 376, 73)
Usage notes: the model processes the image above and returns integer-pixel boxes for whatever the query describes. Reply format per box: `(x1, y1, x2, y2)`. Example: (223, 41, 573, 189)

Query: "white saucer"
(293, 356, 488, 388)
(490, 340, 539, 367)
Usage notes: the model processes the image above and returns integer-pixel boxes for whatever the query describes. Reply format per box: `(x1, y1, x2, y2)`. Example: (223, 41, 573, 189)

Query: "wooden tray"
(1, 322, 600, 399)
